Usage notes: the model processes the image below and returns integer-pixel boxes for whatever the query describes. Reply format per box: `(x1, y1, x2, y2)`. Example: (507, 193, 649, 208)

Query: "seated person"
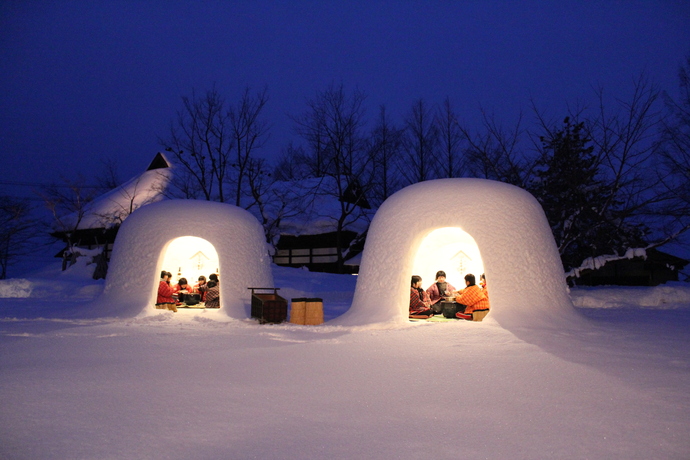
(193, 275, 208, 302)
(172, 277, 194, 305)
(426, 270, 456, 307)
(156, 270, 177, 312)
(454, 273, 490, 320)
(205, 281, 220, 308)
(410, 275, 433, 318)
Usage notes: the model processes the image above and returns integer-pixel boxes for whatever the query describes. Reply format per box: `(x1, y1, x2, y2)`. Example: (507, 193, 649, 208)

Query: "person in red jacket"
(156, 271, 177, 312)
(410, 275, 433, 318)
(172, 277, 194, 305)
(454, 273, 489, 320)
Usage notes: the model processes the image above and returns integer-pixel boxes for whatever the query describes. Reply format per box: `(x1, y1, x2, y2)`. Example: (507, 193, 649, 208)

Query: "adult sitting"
(410, 275, 434, 318)
(426, 270, 456, 309)
(205, 281, 220, 308)
(454, 273, 490, 320)
(156, 271, 177, 312)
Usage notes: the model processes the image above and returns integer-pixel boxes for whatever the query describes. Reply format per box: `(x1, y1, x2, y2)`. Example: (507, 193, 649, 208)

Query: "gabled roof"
(58, 153, 173, 231)
(146, 152, 171, 171)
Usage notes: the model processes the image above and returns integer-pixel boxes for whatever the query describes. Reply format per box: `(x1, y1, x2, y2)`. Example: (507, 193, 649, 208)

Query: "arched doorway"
(160, 236, 220, 285)
(412, 227, 484, 292)
(157, 236, 220, 309)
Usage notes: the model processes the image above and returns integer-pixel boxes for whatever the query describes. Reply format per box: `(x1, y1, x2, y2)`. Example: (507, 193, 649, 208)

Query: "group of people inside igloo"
(410, 270, 489, 321)
(156, 271, 220, 312)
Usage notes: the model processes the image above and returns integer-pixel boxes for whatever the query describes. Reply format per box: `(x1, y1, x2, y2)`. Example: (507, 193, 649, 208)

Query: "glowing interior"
(160, 236, 220, 284)
(412, 227, 484, 291)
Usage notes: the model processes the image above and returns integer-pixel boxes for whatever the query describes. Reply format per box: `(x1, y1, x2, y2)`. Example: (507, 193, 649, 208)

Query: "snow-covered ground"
(1, 264, 689, 459)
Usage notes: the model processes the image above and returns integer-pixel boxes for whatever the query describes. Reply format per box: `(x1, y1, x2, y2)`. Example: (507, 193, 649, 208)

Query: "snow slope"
(0, 265, 689, 459)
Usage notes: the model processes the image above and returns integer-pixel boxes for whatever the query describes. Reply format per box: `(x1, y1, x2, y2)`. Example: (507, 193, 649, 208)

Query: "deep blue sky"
(2, 1, 689, 194)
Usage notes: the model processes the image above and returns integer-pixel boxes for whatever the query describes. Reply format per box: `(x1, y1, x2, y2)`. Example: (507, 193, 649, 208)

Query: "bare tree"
(368, 104, 404, 206)
(460, 109, 533, 188)
(96, 157, 121, 190)
(530, 74, 683, 279)
(38, 177, 99, 270)
(228, 86, 270, 207)
(659, 55, 690, 240)
(292, 84, 373, 272)
(435, 97, 464, 178)
(272, 143, 314, 181)
(587, 75, 665, 229)
(0, 197, 38, 279)
(399, 98, 439, 184)
(161, 87, 233, 202)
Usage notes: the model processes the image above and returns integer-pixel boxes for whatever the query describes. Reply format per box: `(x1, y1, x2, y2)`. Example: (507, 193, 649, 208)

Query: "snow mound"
(99, 199, 273, 318)
(335, 178, 580, 329)
(0, 279, 32, 298)
(571, 283, 690, 309)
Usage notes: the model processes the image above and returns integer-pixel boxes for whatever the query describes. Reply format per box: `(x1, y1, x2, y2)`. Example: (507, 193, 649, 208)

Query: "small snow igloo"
(100, 200, 273, 318)
(334, 178, 578, 329)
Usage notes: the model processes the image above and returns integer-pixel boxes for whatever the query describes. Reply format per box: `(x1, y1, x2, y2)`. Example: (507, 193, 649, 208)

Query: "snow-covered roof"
(62, 161, 371, 241)
(60, 153, 172, 231)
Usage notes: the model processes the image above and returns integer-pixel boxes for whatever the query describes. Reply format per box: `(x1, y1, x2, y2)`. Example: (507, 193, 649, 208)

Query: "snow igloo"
(100, 200, 273, 318)
(334, 178, 579, 329)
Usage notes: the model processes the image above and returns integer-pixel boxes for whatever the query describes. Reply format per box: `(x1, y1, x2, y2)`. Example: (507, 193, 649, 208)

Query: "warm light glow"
(160, 236, 219, 284)
(412, 227, 484, 291)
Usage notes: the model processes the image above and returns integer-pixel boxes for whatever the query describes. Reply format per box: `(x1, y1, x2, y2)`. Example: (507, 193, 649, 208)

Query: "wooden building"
(572, 248, 688, 286)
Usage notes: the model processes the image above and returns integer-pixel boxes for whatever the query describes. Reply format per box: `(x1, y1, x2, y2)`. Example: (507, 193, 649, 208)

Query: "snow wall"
(99, 200, 273, 318)
(333, 178, 579, 329)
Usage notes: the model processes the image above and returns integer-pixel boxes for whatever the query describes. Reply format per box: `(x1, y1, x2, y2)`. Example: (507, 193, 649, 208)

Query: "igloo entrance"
(412, 227, 484, 292)
(158, 236, 220, 309)
(411, 227, 486, 320)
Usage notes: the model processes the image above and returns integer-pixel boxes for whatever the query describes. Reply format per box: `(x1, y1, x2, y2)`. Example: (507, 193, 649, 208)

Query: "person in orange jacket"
(454, 273, 489, 320)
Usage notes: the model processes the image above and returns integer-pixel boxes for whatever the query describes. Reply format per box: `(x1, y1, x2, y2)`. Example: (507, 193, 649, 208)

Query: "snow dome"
(100, 200, 273, 318)
(335, 178, 579, 329)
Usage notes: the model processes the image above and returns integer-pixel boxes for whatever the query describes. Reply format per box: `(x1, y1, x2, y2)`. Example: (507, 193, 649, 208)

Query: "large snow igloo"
(100, 200, 273, 318)
(334, 178, 578, 329)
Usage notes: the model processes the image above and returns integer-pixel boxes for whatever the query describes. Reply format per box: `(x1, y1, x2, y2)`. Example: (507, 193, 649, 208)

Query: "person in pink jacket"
(426, 270, 456, 309)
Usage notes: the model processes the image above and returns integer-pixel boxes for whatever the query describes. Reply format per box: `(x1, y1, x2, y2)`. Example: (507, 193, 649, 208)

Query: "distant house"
(268, 176, 372, 274)
(572, 248, 689, 286)
(51, 156, 371, 275)
(51, 153, 173, 266)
